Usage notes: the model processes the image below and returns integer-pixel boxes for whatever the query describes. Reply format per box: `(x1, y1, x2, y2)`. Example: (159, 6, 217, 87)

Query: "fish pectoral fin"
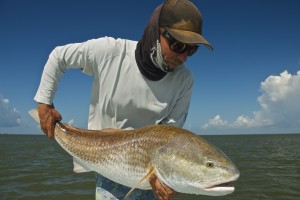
(124, 167, 155, 199)
(73, 158, 91, 173)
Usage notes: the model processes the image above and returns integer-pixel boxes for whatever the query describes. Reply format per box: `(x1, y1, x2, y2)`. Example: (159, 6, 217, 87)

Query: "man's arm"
(34, 42, 91, 136)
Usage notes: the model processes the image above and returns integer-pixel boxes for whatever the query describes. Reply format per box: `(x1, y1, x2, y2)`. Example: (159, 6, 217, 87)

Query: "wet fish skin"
(29, 109, 239, 196)
(55, 123, 186, 189)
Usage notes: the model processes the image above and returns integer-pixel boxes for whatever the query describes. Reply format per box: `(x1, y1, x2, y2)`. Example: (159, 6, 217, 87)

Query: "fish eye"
(206, 161, 214, 168)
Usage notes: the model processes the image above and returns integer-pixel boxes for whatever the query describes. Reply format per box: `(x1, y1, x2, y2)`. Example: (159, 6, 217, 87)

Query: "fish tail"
(28, 108, 40, 123)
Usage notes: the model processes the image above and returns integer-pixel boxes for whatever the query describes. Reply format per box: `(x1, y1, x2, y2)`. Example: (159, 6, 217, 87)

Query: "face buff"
(150, 40, 174, 73)
(135, 3, 173, 81)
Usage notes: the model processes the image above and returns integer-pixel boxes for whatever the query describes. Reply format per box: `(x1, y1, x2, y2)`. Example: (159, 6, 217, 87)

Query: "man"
(34, 0, 212, 199)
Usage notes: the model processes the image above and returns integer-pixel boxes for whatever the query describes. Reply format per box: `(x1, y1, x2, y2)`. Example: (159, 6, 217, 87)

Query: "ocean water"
(0, 133, 299, 200)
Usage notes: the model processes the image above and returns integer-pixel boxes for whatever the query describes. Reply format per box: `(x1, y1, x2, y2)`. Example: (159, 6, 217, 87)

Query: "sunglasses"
(162, 30, 199, 56)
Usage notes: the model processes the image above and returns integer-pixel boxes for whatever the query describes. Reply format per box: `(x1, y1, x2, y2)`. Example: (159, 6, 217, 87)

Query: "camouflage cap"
(159, 0, 213, 50)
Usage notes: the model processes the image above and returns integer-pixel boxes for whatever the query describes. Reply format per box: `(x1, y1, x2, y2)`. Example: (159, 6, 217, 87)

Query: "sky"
(0, 0, 300, 135)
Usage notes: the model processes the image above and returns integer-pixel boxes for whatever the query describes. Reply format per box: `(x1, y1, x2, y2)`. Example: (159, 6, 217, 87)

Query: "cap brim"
(166, 27, 213, 50)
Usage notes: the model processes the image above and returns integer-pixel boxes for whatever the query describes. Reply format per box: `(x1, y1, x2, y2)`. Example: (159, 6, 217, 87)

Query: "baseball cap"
(159, 0, 213, 50)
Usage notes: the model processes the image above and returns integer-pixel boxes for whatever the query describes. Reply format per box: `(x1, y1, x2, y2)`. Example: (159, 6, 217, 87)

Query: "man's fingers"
(161, 182, 177, 199)
(149, 174, 156, 185)
(149, 174, 170, 200)
(45, 118, 55, 138)
(52, 109, 62, 122)
(40, 116, 55, 138)
(37, 103, 62, 138)
(47, 125, 55, 139)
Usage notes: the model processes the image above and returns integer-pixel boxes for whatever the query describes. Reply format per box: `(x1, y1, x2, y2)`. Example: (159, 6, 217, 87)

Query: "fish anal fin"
(124, 167, 155, 199)
(73, 158, 91, 173)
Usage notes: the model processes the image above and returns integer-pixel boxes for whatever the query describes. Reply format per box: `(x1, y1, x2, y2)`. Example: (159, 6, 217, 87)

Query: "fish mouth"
(206, 181, 235, 189)
(204, 181, 235, 195)
(204, 174, 239, 196)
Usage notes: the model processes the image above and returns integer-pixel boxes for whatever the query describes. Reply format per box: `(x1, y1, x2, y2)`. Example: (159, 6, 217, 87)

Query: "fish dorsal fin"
(124, 167, 155, 199)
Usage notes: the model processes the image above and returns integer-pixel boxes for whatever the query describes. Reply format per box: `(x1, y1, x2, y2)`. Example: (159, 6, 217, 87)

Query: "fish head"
(153, 133, 240, 196)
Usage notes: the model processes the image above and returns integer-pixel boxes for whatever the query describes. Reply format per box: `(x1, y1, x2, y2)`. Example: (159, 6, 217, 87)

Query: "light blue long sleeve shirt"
(34, 37, 194, 130)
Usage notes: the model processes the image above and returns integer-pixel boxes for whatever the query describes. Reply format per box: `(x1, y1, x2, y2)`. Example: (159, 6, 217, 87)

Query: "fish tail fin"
(28, 108, 40, 123)
(124, 167, 155, 199)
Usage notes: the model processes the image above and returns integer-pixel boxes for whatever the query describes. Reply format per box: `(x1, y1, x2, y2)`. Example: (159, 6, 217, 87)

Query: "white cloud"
(257, 70, 300, 128)
(202, 70, 300, 131)
(0, 94, 22, 127)
(202, 115, 228, 129)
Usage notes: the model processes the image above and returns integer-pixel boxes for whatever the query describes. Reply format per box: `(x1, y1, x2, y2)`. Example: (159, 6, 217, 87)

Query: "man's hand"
(38, 103, 62, 139)
(149, 174, 177, 200)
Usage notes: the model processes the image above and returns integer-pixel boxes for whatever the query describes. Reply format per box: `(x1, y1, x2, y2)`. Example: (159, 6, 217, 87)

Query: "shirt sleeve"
(33, 40, 97, 105)
(34, 37, 119, 105)
(160, 69, 194, 128)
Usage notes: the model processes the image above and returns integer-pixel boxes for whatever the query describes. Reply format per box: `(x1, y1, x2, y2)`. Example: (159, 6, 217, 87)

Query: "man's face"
(160, 35, 188, 69)
(159, 30, 198, 70)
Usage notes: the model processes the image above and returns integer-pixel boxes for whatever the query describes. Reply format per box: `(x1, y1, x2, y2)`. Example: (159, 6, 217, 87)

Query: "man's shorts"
(95, 174, 156, 200)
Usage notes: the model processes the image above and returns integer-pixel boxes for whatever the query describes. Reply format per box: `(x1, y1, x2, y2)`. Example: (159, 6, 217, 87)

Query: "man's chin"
(165, 62, 182, 69)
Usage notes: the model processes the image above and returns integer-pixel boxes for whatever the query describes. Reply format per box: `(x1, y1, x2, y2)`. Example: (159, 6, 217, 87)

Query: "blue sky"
(0, 0, 299, 135)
